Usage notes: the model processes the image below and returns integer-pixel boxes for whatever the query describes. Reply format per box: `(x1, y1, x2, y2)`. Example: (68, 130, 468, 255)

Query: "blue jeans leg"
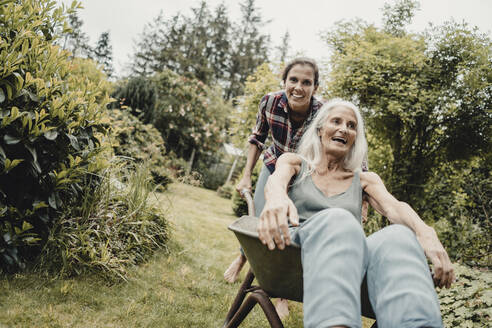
(291, 208, 368, 328)
(253, 164, 270, 217)
(366, 224, 443, 328)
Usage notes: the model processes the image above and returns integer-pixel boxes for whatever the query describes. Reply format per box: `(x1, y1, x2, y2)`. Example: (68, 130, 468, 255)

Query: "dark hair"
(282, 57, 319, 87)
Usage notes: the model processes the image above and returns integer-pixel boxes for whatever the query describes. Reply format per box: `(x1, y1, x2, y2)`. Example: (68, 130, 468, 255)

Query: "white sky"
(57, 0, 492, 78)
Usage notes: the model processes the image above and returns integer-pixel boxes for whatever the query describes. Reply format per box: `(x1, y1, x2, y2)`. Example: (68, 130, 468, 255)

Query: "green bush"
(36, 160, 170, 281)
(108, 108, 172, 189)
(202, 167, 228, 190)
(217, 183, 234, 199)
(0, 0, 111, 271)
(438, 263, 492, 327)
(111, 76, 157, 123)
(152, 70, 230, 161)
(420, 158, 491, 267)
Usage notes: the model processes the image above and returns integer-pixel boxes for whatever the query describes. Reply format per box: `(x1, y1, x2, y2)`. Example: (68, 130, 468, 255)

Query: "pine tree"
(129, 0, 270, 100)
(93, 31, 114, 78)
(276, 30, 290, 63)
(63, 12, 91, 57)
(226, 0, 270, 100)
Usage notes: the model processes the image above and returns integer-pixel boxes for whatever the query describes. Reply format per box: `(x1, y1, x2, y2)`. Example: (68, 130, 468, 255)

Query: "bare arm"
(257, 153, 302, 250)
(236, 143, 262, 196)
(361, 171, 455, 288)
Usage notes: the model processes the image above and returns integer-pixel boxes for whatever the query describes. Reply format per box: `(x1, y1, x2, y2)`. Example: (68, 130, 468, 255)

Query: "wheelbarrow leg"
(222, 270, 255, 328)
(250, 290, 283, 328)
(224, 290, 283, 328)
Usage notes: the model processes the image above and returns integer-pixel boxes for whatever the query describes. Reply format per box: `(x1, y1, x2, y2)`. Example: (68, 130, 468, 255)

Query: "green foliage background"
(1, 0, 489, 324)
(318, 1, 491, 267)
(108, 108, 171, 188)
(0, 0, 112, 271)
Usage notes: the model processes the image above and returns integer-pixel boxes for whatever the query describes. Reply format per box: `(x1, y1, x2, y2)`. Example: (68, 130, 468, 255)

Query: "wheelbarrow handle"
(240, 189, 256, 217)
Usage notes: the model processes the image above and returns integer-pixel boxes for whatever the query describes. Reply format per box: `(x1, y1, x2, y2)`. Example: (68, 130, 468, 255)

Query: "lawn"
(0, 183, 307, 327)
(4, 182, 488, 327)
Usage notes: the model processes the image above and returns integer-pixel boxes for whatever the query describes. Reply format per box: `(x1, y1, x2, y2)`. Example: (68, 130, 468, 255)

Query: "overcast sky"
(57, 0, 492, 78)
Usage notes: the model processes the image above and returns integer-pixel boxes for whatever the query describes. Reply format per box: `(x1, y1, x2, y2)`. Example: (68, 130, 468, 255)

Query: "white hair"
(297, 98, 368, 173)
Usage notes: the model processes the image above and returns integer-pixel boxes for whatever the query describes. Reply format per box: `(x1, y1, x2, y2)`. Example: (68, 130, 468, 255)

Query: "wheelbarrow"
(222, 190, 377, 328)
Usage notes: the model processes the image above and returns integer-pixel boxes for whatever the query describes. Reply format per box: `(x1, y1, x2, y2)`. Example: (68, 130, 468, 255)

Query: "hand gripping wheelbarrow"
(222, 190, 377, 328)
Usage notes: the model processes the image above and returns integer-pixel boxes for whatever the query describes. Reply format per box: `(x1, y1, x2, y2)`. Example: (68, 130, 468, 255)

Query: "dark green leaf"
(55, 192, 63, 208)
(2, 253, 13, 265)
(4, 134, 21, 144)
(0, 144, 5, 159)
(66, 133, 79, 150)
(25, 145, 37, 162)
(44, 130, 58, 140)
(48, 193, 57, 209)
(6, 247, 19, 264)
(0, 88, 5, 103)
(27, 90, 39, 102)
(3, 233, 11, 243)
(39, 213, 49, 223)
(30, 159, 42, 174)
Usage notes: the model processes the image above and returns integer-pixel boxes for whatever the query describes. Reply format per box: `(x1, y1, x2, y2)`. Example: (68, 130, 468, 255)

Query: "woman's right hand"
(236, 175, 252, 198)
(258, 194, 299, 251)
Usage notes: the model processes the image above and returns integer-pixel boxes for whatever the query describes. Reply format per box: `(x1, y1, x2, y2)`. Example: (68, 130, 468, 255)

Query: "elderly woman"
(258, 99, 454, 328)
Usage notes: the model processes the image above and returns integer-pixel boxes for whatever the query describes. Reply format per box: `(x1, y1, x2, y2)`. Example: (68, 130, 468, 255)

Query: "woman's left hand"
(416, 227, 455, 288)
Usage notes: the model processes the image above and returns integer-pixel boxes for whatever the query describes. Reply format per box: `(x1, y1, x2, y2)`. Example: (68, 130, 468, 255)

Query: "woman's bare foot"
(223, 254, 247, 283)
(275, 298, 289, 319)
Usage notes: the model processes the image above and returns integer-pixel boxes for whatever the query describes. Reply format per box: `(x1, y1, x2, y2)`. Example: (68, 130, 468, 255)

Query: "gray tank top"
(288, 159, 363, 223)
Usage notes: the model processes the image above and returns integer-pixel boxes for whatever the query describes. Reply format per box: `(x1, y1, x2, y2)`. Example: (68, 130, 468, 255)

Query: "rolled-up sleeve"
(248, 94, 269, 150)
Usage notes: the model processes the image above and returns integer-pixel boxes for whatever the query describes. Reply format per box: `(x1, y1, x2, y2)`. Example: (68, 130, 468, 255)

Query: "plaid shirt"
(248, 90, 324, 173)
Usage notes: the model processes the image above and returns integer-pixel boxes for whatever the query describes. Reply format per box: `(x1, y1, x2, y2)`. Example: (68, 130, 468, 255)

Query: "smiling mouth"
(291, 94, 304, 99)
(332, 137, 347, 144)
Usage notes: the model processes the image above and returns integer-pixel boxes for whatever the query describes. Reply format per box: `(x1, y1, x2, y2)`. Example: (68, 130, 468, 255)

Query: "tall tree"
(130, 0, 270, 100)
(382, 0, 420, 36)
(62, 11, 91, 57)
(208, 3, 232, 83)
(226, 0, 270, 100)
(322, 19, 492, 207)
(152, 69, 231, 162)
(92, 31, 114, 78)
(276, 30, 290, 64)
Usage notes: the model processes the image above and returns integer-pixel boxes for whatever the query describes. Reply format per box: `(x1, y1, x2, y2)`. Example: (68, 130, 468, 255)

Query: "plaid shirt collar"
(264, 93, 323, 171)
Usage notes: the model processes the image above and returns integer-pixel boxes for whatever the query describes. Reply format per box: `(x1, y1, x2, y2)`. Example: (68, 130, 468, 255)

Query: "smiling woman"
(236, 57, 322, 215)
(223, 57, 323, 318)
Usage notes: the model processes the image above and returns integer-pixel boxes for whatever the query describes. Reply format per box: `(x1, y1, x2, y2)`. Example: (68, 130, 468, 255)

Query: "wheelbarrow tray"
(228, 215, 303, 302)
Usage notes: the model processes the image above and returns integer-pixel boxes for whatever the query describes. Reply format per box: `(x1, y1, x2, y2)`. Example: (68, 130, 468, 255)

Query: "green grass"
(0, 182, 375, 327)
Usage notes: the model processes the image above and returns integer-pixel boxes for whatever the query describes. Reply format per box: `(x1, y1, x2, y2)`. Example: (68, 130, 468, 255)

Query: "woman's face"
(319, 106, 357, 157)
(283, 64, 317, 113)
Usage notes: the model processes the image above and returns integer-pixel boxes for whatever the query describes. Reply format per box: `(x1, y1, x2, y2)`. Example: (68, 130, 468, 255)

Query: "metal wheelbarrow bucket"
(228, 215, 303, 302)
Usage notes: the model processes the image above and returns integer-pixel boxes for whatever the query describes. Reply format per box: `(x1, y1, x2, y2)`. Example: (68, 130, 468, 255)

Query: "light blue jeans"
(253, 164, 270, 217)
(290, 208, 443, 328)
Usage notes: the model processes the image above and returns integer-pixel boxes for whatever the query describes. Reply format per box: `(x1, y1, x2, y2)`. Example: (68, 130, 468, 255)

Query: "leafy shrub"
(421, 158, 491, 267)
(438, 263, 491, 327)
(108, 108, 172, 189)
(217, 183, 234, 199)
(152, 70, 230, 161)
(0, 0, 111, 271)
(198, 154, 229, 191)
(36, 160, 170, 281)
(177, 171, 202, 187)
(111, 76, 157, 123)
(202, 167, 228, 190)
